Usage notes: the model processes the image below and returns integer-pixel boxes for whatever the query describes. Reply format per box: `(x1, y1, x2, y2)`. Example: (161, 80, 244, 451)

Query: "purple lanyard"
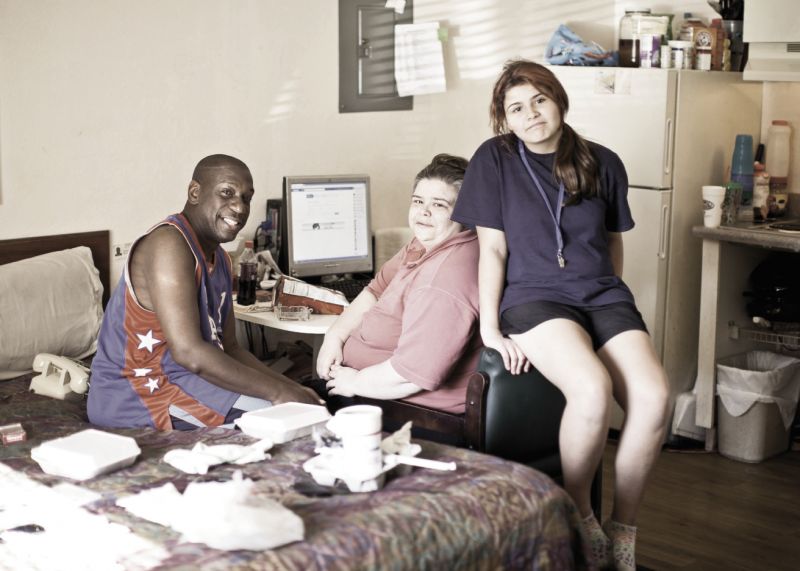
(518, 139, 566, 268)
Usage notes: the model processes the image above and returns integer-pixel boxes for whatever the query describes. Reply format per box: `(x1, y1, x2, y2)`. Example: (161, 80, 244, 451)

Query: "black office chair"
(356, 347, 602, 518)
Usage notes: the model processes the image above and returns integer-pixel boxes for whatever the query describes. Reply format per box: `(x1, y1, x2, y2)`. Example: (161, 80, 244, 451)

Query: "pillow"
(0, 246, 104, 379)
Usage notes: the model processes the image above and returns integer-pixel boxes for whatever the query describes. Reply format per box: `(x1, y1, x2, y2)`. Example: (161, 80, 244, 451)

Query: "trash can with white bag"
(716, 350, 800, 462)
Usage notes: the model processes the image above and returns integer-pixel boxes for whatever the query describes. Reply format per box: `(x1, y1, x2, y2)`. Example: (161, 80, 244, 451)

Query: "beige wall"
(0, 0, 794, 284)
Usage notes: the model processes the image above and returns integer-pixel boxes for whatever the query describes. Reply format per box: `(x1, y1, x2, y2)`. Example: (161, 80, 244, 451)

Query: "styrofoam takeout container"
(31, 428, 141, 480)
(235, 403, 331, 444)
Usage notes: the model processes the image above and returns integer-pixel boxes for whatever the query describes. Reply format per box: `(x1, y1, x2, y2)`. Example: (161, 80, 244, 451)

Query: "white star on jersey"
(133, 368, 152, 377)
(208, 315, 220, 345)
(218, 292, 226, 324)
(145, 378, 159, 393)
(136, 330, 161, 353)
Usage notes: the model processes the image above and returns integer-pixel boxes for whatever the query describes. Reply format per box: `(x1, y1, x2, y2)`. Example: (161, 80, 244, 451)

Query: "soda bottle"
(237, 240, 258, 306)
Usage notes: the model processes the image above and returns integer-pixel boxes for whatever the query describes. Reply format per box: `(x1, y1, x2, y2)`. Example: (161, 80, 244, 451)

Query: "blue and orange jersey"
(88, 214, 239, 430)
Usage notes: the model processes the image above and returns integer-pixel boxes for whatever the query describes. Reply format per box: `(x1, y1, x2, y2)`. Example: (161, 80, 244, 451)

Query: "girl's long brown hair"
(490, 59, 600, 203)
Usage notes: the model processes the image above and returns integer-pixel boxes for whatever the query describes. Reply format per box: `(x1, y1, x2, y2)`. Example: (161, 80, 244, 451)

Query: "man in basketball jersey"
(89, 154, 321, 430)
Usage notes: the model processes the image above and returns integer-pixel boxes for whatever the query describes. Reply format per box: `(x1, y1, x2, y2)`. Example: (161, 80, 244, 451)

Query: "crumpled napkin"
(163, 439, 273, 474)
(380, 421, 413, 454)
(117, 471, 304, 551)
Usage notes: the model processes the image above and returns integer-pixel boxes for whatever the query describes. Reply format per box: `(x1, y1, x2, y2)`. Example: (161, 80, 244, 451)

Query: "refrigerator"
(549, 67, 763, 431)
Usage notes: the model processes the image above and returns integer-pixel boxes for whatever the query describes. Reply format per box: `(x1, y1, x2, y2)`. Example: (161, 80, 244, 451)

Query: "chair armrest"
(478, 348, 565, 465)
(353, 396, 466, 439)
(464, 372, 487, 450)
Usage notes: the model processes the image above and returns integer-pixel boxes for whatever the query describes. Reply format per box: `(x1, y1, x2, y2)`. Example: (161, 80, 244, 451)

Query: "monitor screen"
(280, 175, 373, 278)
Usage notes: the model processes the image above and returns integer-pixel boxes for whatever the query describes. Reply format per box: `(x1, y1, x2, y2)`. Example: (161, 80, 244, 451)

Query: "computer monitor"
(280, 174, 373, 279)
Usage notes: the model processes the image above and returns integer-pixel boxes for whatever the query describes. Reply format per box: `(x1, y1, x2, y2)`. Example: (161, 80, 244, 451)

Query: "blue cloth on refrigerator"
(545, 24, 618, 67)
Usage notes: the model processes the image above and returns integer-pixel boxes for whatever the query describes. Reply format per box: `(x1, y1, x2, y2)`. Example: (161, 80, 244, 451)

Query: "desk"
(233, 304, 338, 372)
(692, 223, 800, 450)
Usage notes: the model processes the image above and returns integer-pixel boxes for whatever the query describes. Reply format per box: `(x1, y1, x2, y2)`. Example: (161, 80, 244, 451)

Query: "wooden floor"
(602, 441, 800, 571)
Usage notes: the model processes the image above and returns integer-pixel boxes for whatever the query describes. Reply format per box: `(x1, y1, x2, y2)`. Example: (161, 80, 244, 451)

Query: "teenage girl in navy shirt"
(452, 59, 670, 571)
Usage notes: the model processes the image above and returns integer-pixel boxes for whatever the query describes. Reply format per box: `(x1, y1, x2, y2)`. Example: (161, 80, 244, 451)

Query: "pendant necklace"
(518, 138, 566, 269)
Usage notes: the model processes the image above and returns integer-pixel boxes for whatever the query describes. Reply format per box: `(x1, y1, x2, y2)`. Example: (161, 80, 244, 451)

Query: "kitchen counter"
(693, 220, 800, 252)
(692, 220, 800, 451)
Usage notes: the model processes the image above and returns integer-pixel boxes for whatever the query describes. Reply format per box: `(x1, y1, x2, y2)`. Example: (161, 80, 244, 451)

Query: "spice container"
(668, 40, 693, 70)
(660, 44, 672, 68)
(678, 14, 705, 44)
(696, 46, 712, 71)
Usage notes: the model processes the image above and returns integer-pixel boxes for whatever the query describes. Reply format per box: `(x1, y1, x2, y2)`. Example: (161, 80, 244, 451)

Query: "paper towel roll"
(374, 227, 413, 271)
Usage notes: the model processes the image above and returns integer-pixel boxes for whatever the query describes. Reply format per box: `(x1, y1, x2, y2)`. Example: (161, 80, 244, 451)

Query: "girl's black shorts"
(500, 300, 648, 351)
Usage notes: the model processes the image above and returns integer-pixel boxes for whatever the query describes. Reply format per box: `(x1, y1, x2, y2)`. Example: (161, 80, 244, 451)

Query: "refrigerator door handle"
(658, 203, 670, 259)
(663, 117, 673, 176)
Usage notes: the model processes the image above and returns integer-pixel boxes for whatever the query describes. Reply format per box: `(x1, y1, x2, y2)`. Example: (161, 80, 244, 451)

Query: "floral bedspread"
(0, 375, 591, 570)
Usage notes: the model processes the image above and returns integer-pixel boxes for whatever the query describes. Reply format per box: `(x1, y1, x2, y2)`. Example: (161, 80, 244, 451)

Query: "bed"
(0, 231, 591, 570)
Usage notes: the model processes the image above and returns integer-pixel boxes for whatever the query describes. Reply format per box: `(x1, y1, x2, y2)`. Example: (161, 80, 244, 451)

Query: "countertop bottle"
(753, 163, 770, 222)
(237, 240, 258, 306)
(731, 134, 754, 221)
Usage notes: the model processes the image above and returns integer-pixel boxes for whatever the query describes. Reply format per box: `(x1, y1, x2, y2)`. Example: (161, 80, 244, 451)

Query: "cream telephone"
(30, 354, 90, 400)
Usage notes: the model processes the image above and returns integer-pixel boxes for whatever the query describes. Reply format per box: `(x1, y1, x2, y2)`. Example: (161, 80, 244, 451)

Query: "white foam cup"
(327, 405, 382, 437)
(326, 405, 384, 482)
(702, 185, 726, 228)
(341, 432, 382, 452)
(342, 448, 384, 481)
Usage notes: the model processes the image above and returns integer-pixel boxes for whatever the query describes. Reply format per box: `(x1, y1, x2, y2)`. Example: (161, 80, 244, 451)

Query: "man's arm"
(220, 311, 308, 383)
(135, 227, 321, 405)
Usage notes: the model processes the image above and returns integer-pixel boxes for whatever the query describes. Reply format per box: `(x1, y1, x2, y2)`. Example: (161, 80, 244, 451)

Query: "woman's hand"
(316, 336, 344, 380)
(482, 329, 529, 375)
(326, 364, 360, 397)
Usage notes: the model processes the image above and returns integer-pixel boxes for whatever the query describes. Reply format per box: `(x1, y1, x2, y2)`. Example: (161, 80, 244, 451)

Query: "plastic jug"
(765, 120, 792, 192)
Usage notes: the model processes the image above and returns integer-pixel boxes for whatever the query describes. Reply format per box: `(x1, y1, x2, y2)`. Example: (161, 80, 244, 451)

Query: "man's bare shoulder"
(135, 225, 191, 262)
(130, 225, 195, 282)
(130, 225, 195, 309)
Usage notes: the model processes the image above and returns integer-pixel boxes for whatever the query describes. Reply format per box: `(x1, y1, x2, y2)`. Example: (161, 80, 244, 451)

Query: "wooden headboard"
(0, 230, 111, 307)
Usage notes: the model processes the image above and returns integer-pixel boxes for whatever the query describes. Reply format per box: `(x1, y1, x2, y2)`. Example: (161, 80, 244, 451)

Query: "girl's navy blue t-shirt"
(452, 134, 636, 315)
